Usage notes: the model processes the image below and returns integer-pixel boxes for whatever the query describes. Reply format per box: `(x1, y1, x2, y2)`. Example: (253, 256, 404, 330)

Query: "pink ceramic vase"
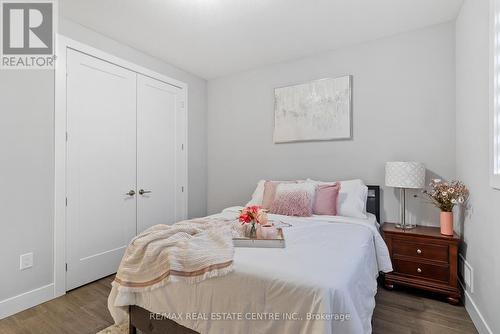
(259, 224, 278, 240)
(440, 211, 454, 236)
(256, 225, 262, 239)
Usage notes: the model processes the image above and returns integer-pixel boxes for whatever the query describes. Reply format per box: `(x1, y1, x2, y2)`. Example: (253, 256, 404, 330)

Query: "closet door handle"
(126, 190, 136, 196)
(139, 189, 152, 195)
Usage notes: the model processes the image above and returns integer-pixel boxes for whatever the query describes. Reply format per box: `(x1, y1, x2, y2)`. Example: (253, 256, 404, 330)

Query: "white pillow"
(307, 178, 368, 219)
(245, 180, 266, 206)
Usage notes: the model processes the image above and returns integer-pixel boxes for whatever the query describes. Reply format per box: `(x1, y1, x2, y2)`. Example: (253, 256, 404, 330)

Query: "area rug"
(96, 322, 128, 334)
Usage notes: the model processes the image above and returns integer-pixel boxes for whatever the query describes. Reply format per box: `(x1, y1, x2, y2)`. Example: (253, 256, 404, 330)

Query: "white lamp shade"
(385, 162, 426, 189)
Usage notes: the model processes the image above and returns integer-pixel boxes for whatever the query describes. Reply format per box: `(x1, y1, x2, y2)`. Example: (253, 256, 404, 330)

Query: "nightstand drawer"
(393, 259, 449, 283)
(392, 239, 448, 263)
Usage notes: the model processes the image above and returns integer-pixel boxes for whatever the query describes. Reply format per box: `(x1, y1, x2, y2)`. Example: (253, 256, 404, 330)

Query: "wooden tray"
(233, 228, 285, 248)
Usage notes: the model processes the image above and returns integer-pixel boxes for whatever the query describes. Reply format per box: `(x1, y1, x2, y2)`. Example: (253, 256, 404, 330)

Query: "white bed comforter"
(108, 207, 393, 334)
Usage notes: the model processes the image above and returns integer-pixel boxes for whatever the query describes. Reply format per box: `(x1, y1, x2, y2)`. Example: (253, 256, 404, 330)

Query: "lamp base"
(395, 222, 417, 230)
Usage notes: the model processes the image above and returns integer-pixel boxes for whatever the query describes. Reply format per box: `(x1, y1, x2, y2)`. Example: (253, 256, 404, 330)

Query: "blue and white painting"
(273, 76, 352, 143)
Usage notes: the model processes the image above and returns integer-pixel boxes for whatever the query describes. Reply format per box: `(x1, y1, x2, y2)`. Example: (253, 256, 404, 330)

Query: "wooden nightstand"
(381, 223, 461, 305)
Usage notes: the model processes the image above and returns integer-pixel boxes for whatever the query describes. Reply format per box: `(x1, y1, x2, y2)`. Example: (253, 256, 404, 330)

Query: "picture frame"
(273, 75, 352, 143)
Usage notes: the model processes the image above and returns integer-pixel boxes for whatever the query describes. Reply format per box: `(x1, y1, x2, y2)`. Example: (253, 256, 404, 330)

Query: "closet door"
(66, 50, 137, 290)
(137, 75, 185, 232)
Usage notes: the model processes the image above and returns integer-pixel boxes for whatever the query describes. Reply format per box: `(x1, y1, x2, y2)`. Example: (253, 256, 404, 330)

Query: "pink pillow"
(262, 181, 279, 209)
(269, 183, 316, 217)
(262, 181, 297, 209)
(313, 182, 341, 216)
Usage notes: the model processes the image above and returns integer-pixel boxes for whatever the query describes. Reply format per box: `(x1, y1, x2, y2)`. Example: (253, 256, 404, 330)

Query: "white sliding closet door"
(137, 75, 185, 232)
(66, 50, 137, 290)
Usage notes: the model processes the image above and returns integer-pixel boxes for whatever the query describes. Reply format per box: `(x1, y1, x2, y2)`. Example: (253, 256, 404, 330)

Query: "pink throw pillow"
(262, 181, 279, 209)
(262, 181, 298, 209)
(313, 182, 341, 216)
(269, 183, 316, 217)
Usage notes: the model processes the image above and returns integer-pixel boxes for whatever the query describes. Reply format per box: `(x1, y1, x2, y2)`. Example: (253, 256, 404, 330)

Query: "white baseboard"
(0, 283, 54, 320)
(463, 290, 494, 334)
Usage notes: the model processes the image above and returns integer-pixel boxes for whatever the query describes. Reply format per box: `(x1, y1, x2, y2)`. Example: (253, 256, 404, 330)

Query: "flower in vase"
(423, 179, 469, 212)
(239, 205, 268, 225)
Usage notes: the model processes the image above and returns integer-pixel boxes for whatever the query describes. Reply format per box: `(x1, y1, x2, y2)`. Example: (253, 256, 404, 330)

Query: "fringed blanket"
(112, 218, 236, 293)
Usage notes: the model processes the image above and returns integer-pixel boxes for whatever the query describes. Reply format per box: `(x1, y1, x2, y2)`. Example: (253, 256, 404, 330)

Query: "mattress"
(108, 207, 393, 334)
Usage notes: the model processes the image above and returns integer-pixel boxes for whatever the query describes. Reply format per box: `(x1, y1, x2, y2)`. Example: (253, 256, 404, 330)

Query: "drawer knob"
(416, 249, 422, 254)
(417, 268, 422, 273)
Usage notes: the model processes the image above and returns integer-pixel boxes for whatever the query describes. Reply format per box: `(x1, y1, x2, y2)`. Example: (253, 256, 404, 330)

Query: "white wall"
(0, 19, 207, 318)
(0, 71, 55, 305)
(456, 0, 499, 333)
(207, 22, 456, 225)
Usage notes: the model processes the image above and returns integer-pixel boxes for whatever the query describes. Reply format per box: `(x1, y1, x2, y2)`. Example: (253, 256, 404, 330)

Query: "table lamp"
(385, 161, 426, 229)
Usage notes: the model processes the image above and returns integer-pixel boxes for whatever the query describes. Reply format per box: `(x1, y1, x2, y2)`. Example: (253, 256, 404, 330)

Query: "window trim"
(490, 0, 500, 188)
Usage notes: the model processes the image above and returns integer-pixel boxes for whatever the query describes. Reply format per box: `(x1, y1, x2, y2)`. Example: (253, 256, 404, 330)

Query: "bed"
(108, 185, 392, 334)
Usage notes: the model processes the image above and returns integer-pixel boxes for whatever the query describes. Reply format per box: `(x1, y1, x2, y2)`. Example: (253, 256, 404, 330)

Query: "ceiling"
(59, 0, 464, 79)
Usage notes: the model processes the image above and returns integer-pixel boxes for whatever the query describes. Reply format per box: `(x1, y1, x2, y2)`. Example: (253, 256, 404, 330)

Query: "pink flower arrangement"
(239, 206, 268, 239)
(239, 205, 268, 225)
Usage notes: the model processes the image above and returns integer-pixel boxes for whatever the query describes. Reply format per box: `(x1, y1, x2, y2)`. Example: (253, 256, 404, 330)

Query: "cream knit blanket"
(112, 218, 235, 293)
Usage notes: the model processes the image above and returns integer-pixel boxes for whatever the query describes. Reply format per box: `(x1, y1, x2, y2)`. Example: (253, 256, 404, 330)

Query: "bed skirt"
(129, 305, 199, 334)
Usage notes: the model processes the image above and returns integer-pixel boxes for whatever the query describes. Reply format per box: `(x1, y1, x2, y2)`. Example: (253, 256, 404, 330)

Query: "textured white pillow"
(307, 178, 368, 219)
(245, 179, 305, 206)
(245, 180, 266, 206)
(269, 183, 317, 217)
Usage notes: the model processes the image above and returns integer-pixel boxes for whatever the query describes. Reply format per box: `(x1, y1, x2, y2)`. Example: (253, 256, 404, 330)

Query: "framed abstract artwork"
(273, 76, 352, 143)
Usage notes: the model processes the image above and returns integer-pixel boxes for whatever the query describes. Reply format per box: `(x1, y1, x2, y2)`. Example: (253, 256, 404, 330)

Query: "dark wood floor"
(0, 276, 478, 334)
